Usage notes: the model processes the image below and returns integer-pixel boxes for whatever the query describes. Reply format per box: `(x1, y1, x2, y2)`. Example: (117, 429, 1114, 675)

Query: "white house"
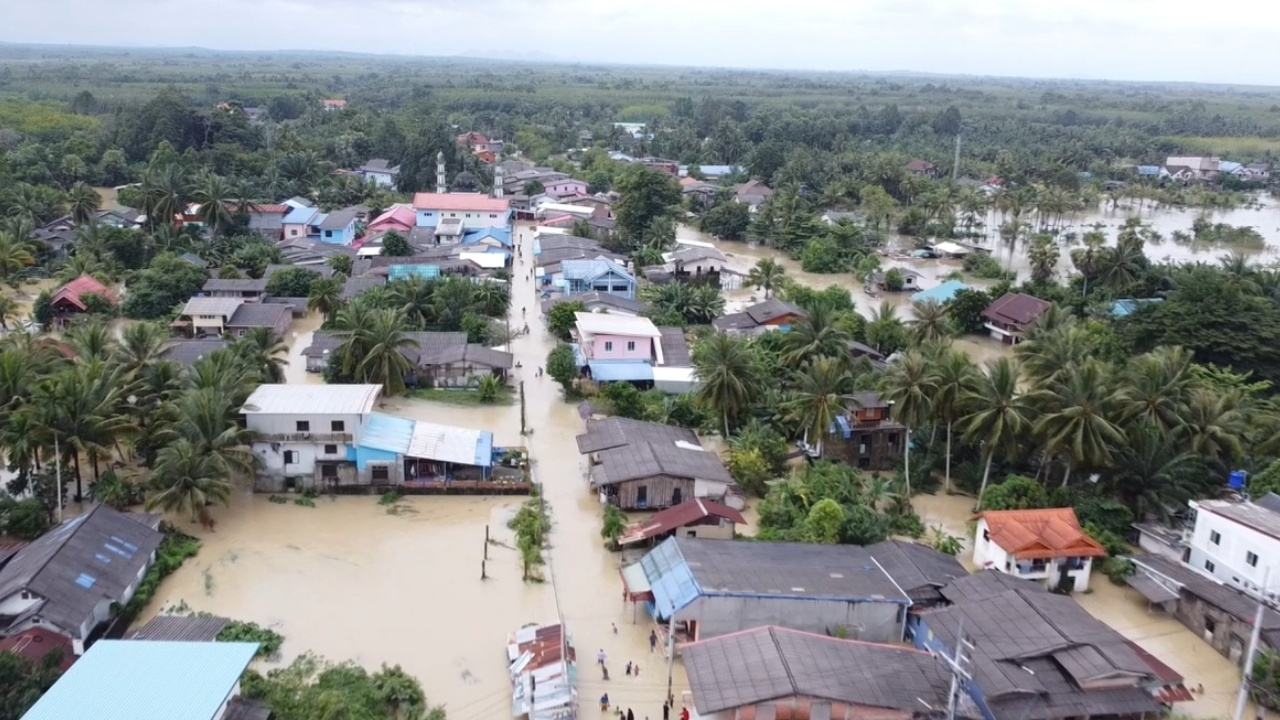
(972, 508, 1106, 592)
(241, 384, 382, 489)
(412, 193, 511, 230)
(1186, 494, 1280, 596)
(357, 159, 400, 187)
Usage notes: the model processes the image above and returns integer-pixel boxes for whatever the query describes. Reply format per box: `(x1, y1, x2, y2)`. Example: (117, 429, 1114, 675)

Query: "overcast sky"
(4, 0, 1279, 85)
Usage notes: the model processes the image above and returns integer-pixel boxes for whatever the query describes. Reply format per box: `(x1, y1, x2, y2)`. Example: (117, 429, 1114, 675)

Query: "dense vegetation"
(241, 653, 442, 720)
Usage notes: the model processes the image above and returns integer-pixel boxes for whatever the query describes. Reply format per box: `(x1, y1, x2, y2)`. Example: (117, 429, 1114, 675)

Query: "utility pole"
(933, 619, 972, 720)
(952, 134, 962, 182)
(1235, 567, 1271, 720)
(54, 435, 62, 525)
(665, 614, 676, 706)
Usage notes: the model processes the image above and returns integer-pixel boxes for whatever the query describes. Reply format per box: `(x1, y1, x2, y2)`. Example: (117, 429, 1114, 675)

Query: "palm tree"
(747, 259, 787, 299)
(144, 439, 234, 522)
(1181, 388, 1245, 466)
(908, 300, 951, 346)
(0, 233, 36, 282)
(331, 301, 377, 377)
(693, 333, 761, 436)
(1103, 424, 1204, 519)
(880, 351, 935, 502)
(32, 363, 135, 498)
(1117, 346, 1194, 435)
(65, 321, 116, 364)
(786, 357, 854, 455)
(1070, 225, 1106, 296)
(472, 282, 510, 318)
(1013, 320, 1091, 386)
(352, 309, 417, 395)
(1033, 360, 1125, 486)
(139, 165, 189, 230)
(782, 304, 851, 369)
(233, 327, 288, 384)
(307, 276, 345, 323)
(192, 173, 236, 239)
(176, 388, 259, 478)
(472, 373, 505, 402)
(1026, 233, 1059, 282)
(930, 347, 979, 493)
(67, 182, 101, 225)
(115, 322, 169, 372)
(962, 358, 1041, 505)
(0, 295, 21, 331)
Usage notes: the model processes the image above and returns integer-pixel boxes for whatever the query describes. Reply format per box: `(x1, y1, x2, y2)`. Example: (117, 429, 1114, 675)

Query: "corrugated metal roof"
(20, 640, 258, 720)
(588, 361, 654, 382)
(573, 312, 660, 337)
(181, 297, 242, 318)
(358, 412, 414, 455)
(130, 615, 230, 642)
(910, 279, 969, 305)
(241, 384, 382, 415)
(407, 421, 493, 467)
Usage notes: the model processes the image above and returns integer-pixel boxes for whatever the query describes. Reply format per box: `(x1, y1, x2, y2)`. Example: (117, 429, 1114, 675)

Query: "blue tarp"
(588, 362, 654, 382)
(911, 279, 969, 305)
(640, 538, 701, 619)
(834, 415, 852, 439)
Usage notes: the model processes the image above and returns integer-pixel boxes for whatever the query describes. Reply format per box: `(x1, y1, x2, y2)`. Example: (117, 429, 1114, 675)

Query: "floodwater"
(141, 221, 688, 718)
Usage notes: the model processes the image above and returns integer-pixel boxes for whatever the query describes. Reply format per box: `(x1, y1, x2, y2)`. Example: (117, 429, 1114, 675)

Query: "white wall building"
(1186, 495, 1280, 597)
(972, 508, 1106, 592)
(241, 384, 382, 485)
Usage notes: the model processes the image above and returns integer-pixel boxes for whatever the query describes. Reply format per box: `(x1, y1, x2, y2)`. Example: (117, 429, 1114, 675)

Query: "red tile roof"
(50, 274, 118, 311)
(411, 193, 509, 213)
(981, 292, 1051, 327)
(618, 499, 746, 545)
(367, 206, 416, 232)
(0, 628, 75, 671)
(973, 508, 1107, 560)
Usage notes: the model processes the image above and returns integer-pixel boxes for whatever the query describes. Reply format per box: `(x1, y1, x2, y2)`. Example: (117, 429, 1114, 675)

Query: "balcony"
(1011, 560, 1050, 579)
(259, 432, 352, 443)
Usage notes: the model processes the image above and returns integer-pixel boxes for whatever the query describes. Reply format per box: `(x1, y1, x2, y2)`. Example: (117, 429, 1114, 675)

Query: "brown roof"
(618, 499, 746, 545)
(50, 275, 118, 310)
(981, 292, 1051, 327)
(0, 628, 75, 671)
(973, 508, 1107, 560)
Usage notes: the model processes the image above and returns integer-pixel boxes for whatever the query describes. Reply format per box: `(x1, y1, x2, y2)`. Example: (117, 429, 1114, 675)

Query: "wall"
(674, 519, 734, 541)
(1187, 505, 1280, 595)
(692, 479, 734, 504)
(320, 221, 355, 245)
(246, 412, 366, 443)
(546, 180, 588, 196)
(972, 519, 1094, 591)
(416, 208, 511, 229)
(365, 171, 395, 187)
(191, 314, 228, 334)
(585, 333, 652, 361)
(614, 476, 694, 510)
(282, 222, 309, 239)
(677, 595, 904, 644)
(823, 426, 902, 471)
(213, 681, 242, 720)
(0, 590, 42, 616)
(253, 440, 354, 476)
(972, 518, 1008, 571)
(1171, 591, 1252, 665)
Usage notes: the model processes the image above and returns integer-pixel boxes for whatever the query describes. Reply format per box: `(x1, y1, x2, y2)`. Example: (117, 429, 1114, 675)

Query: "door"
(671, 487, 682, 505)
(636, 486, 648, 508)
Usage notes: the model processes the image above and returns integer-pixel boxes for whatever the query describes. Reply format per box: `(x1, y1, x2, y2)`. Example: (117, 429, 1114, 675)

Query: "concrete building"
(412, 193, 511, 230)
(972, 508, 1106, 592)
(356, 159, 400, 187)
(241, 384, 382, 489)
(1185, 493, 1280, 595)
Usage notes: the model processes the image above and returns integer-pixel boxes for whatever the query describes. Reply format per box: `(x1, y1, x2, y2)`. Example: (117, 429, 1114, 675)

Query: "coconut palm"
(232, 327, 289, 384)
(747, 258, 787, 299)
(472, 282, 510, 318)
(0, 295, 22, 332)
(962, 358, 1041, 505)
(693, 333, 761, 436)
(67, 182, 101, 225)
(782, 304, 852, 369)
(192, 172, 236, 239)
(1070, 226, 1106, 296)
(0, 233, 36, 282)
(331, 300, 377, 376)
(1013, 320, 1092, 386)
(139, 165, 189, 229)
(880, 350, 935, 501)
(786, 357, 854, 455)
(908, 300, 951, 346)
(1033, 360, 1126, 486)
(65, 321, 116, 364)
(1026, 233, 1059, 282)
(31, 363, 135, 498)
(1103, 424, 1205, 519)
(1181, 388, 1245, 466)
(351, 309, 417, 395)
(1117, 346, 1195, 435)
(176, 388, 259, 478)
(930, 347, 979, 493)
(472, 373, 505, 402)
(144, 439, 234, 522)
(307, 276, 345, 323)
(115, 322, 170, 372)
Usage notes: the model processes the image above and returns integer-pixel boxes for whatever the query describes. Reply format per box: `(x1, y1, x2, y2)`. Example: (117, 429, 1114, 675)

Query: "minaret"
(493, 163, 504, 198)
(436, 151, 446, 194)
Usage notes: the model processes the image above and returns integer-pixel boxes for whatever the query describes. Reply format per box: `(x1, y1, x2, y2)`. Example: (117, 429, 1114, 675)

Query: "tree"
(0, 295, 21, 331)
(883, 268, 905, 292)
(909, 300, 951, 346)
(727, 446, 772, 496)
(472, 374, 504, 403)
(782, 304, 851, 369)
(264, 267, 321, 298)
(747, 258, 786, 299)
(787, 357, 854, 455)
(547, 300, 586, 341)
(232, 327, 288, 384)
(1034, 360, 1125, 486)
(122, 253, 209, 320)
(191, 172, 236, 239)
(0, 639, 64, 719)
(241, 654, 438, 720)
(601, 505, 627, 548)
(546, 345, 577, 394)
(881, 351, 934, 502)
(0, 233, 36, 281)
(614, 164, 681, 246)
(143, 439, 234, 523)
(693, 333, 761, 436)
(962, 358, 1041, 505)
(380, 232, 413, 257)
(347, 309, 417, 395)
(979, 475, 1050, 511)
(328, 254, 353, 277)
(306, 276, 344, 322)
(946, 288, 990, 334)
(804, 499, 845, 544)
(699, 201, 751, 240)
(67, 182, 101, 225)
(600, 381, 648, 419)
(930, 346, 979, 493)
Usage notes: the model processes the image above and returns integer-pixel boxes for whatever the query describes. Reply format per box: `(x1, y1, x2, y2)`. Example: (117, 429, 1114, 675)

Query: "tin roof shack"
(620, 537, 913, 646)
(617, 499, 746, 546)
(20, 639, 259, 720)
(683, 626, 954, 720)
(821, 392, 905, 471)
(507, 622, 577, 720)
(0, 504, 162, 655)
(914, 571, 1167, 720)
(712, 298, 806, 335)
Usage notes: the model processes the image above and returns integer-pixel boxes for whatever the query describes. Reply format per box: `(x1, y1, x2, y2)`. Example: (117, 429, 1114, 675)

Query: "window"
(1248, 552, 1260, 567)
(321, 464, 338, 478)
(490, 214, 498, 219)
(331, 420, 345, 432)
(372, 465, 390, 481)
(626, 341, 635, 352)
(1210, 530, 1222, 545)
(1205, 559, 1216, 573)
(284, 450, 298, 464)
(604, 341, 613, 352)
(296, 421, 310, 432)
(1205, 616, 1217, 634)
(983, 529, 991, 542)
(324, 444, 338, 455)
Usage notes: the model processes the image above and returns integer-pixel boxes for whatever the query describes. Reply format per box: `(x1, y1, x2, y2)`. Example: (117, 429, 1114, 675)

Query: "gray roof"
(416, 344, 514, 369)
(595, 441, 733, 485)
(342, 276, 387, 300)
(672, 245, 726, 263)
(227, 302, 290, 329)
(711, 311, 756, 331)
(712, 299, 806, 331)
(658, 327, 691, 366)
(1198, 498, 1280, 540)
(541, 291, 648, 315)
(671, 537, 911, 602)
(683, 626, 950, 715)
(1256, 493, 1280, 514)
(161, 339, 231, 366)
(576, 417, 698, 454)
(202, 278, 268, 293)
(358, 159, 399, 173)
(923, 573, 1160, 719)
(864, 539, 967, 602)
(263, 264, 334, 279)
(303, 330, 468, 365)
(1128, 553, 1280, 629)
(301, 332, 344, 358)
(182, 296, 243, 318)
(0, 505, 163, 635)
(130, 614, 230, 642)
(318, 208, 358, 230)
(263, 296, 309, 316)
(178, 252, 208, 268)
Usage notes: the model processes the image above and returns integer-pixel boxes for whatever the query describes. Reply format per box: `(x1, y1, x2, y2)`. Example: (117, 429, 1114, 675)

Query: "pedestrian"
(649, 629, 657, 652)
(680, 707, 689, 720)
(602, 665, 610, 681)
(633, 662, 640, 676)
(600, 693, 609, 711)
(663, 701, 670, 720)
(627, 709, 635, 720)
(612, 622, 618, 635)
(625, 661, 632, 676)
(597, 648, 607, 666)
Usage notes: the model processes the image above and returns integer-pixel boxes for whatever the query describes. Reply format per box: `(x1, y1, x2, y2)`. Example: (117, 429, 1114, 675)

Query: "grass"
(409, 387, 516, 406)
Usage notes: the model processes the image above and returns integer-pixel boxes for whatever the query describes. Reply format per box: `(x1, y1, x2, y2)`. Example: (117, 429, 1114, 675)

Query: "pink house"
(367, 205, 416, 235)
(545, 178, 589, 197)
(573, 313, 664, 363)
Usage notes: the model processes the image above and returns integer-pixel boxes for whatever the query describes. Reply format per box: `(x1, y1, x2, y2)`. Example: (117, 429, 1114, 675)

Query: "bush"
(265, 267, 321, 298)
(1103, 558, 1136, 586)
(979, 475, 1049, 511)
(1074, 496, 1134, 537)
(217, 619, 284, 658)
(962, 253, 1008, 279)
(0, 496, 51, 539)
(547, 300, 586, 341)
(1083, 521, 1128, 557)
(883, 267, 905, 291)
(122, 526, 200, 616)
(727, 447, 772, 496)
(81, 292, 117, 317)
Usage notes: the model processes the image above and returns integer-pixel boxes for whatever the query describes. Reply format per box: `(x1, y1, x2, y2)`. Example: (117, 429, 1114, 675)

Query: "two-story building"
(281, 203, 320, 240)
(0, 504, 162, 654)
(1185, 494, 1280, 594)
(357, 159, 400, 187)
(821, 391, 905, 470)
(981, 292, 1051, 345)
(558, 258, 636, 299)
(972, 507, 1106, 592)
(316, 208, 359, 245)
(543, 178, 589, 198)
(241, 384, 383, 490)
(574, 312, 664, 363)
(413, 193, 511, 230)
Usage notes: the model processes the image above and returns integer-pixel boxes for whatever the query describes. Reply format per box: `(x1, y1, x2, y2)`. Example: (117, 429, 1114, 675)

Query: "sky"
(3, 0, 1280, 86)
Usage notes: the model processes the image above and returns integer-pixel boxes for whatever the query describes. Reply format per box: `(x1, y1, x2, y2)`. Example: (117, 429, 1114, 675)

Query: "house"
(242, 384, 383, 489)
(201, 278, 268, 301)
(847, 340, 888, 371)
(1161, 165, 1197, 182)
(543, 178, 589, 197)
(1135, 165, 1162, 178)
(1126, 553, 1280, 664)
(733, 180, 774, 211)
(225, 302, 292, 339)
(619, 537, 918, 644)
(0, 504, 162, 654)
(1218, 160, 1246, 176)
(542, 291, 648, 318)
(666, 244, 727, 280)
(321, 98, 347, 110)
(576, 417, 740, 510)
(639, 157, 680, 175)
(49, 274, 117, 325)
(1184, 493, 1280, 594)
(357, 159, 400, 187)
(177, 297, 244, 337)
(683, 625, 952, 720)
(317, 208, 359, 245)
(237, 203, 289, 240)
(275, 236, 358, 267)
(972, 507, 1106, 592)
(823, 391, 905, 471)
(281, 203, 320, 240)
(615, 498, 746, 546)
(981, 292, 1051, 344)
(912, 571, 1167, 720)
(681, 178, 720, 205)
(684, 164, 742, 180)
(507, 622, 577, 720)
(161, 339, 230, 366)
(712, 298, 806, 335)
(573, 312, 664, 372)
(870, 268, 923, 292)
(342, 276, 387, 301)
(1165, 155, 1219, 181)
(415, 344, 514, 387)
(472, 149, 496, 165)
(910, 279, 969, 305)
(1246, 163, 1271, 180)
(178, 252, 208, 270)
(559, 257, 636, 299)
(906, 159, 939, 177)
(413, 193, 511, 230)
(20, 639, 258, 720)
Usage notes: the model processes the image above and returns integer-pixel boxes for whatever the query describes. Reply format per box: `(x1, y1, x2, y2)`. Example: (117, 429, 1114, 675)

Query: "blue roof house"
(559, 258, 636, 299)
(21, 640, 259, 720)
(1136, 165, 1161, 177)
(462, 226, 513, 248)
(910, 279, 969, 305)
